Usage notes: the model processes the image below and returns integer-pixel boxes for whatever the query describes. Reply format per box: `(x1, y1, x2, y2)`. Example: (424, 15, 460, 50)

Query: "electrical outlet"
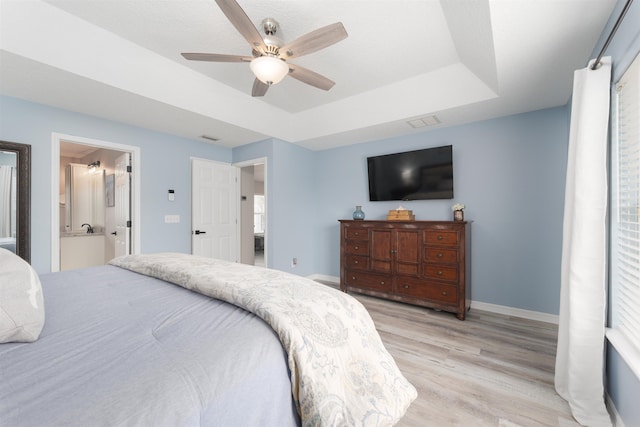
(291, 257, 297, 268)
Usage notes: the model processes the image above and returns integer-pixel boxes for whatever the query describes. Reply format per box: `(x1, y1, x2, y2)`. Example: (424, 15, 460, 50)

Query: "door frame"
(51, 133, 141, 272)
(234, 157, 268, 267)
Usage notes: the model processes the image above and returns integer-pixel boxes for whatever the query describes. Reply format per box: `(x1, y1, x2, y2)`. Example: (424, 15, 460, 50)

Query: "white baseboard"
(470, 301, 559, 324)
(307, 274, 339, 284)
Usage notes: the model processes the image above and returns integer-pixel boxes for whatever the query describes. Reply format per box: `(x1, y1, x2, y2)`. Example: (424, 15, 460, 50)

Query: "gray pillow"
(0, 248, 45, 343)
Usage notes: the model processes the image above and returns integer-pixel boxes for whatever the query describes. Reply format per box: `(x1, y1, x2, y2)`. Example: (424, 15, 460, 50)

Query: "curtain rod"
(591, 0, 635, 70)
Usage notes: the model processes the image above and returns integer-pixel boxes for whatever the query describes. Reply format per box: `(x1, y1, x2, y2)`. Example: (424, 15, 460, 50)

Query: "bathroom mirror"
(64, 163, 104, 233)
(0, 140, 30, 263)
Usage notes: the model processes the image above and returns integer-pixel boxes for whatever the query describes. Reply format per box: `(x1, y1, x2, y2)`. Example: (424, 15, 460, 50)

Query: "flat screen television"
(367, 145, 454, 201)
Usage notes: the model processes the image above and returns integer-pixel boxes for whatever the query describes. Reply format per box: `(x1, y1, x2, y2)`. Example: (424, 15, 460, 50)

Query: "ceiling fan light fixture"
(250, 56, 289, 85)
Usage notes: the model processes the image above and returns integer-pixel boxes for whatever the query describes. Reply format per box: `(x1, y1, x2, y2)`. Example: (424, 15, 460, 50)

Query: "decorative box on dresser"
(339, 220, 471, 320)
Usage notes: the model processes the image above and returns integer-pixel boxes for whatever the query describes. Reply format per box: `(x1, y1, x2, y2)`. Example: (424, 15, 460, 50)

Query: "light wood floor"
(325, 284, 578, 427)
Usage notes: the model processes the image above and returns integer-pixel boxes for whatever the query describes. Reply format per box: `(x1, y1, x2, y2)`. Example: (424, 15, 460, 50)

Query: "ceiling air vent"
(407, 115, 440, 129)
(200, 135, 220, 142)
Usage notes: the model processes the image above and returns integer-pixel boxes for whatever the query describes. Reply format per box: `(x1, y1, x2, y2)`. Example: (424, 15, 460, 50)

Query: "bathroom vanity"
(60, 233, 105, 271)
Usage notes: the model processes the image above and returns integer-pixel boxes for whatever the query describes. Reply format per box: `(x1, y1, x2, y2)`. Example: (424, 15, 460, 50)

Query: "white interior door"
(114, 153, 131, 257)
(192, 159, 238, 261)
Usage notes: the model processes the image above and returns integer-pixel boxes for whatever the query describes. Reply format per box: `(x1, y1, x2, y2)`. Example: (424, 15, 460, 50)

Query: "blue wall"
(314, 108, 569, 314)
(233, 138, 318, 276)
(0, 94, 570, 312)
(0, 95, 231, 273)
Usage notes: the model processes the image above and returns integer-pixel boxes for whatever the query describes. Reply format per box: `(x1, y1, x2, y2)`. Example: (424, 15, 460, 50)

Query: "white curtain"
(0, 165, 13, 237)
(555, 57, 612, 426)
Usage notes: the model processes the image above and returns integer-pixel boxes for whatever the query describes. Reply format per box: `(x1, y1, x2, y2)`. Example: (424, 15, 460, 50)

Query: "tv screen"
(367, 145, 453, 201)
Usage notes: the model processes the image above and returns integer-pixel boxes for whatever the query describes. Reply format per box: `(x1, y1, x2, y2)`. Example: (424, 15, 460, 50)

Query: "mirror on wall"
(0, 140, 30, 263)
(63, 163, 104, 233)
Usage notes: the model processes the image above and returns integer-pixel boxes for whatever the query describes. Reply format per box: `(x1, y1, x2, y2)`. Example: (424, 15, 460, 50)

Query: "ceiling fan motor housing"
(261, 18, 279, 35)
(260, 18, 283, 56)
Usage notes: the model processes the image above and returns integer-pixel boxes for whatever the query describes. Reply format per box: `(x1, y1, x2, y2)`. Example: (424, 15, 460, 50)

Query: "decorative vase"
(454, 210, 464, 221)
(353, 205, 365, 220)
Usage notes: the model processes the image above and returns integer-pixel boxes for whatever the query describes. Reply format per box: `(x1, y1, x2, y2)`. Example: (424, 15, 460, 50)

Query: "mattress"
(0, 265, 299, 427)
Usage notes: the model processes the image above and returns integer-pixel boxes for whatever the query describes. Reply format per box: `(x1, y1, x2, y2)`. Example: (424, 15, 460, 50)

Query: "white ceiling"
(0, 0, 617, 150)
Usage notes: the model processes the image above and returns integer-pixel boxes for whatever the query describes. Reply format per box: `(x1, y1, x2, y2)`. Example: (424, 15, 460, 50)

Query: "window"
(254, 195, 265, 234)
(609, 52, 640, 378)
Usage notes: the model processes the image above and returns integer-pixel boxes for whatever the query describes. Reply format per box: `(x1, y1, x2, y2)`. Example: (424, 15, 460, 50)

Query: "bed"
(0, 250, 416, 426)
(0, 236, 16, 252)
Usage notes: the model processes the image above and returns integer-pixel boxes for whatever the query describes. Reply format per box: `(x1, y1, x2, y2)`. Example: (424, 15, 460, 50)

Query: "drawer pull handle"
(437, 253, 443, 258)
(354, 260, 358, 264)
(403, 285, 409, 289)
(437, 271, 443, 276)
(441, 291, 447, 296)
(352, 276, 356, 280)
(354, 246, 359, 250)
(437, 235, 443, 240)
(355, 232, 359, 236)
(380, 281, 385, 285)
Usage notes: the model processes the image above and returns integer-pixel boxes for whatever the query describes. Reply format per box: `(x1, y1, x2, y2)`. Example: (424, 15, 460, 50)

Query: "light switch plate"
(164, 214, 180, 223)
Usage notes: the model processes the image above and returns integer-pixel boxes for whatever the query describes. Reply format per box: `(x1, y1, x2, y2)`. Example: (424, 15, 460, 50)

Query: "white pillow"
(0, 248, 45, 343)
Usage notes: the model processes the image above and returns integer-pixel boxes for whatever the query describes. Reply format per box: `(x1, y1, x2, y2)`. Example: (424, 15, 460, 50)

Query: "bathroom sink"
(61, 231, 104, 237)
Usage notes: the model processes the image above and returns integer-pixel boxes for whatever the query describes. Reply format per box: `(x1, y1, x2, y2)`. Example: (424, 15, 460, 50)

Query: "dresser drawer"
(424, 264, 458, 281)
(345, 227, 368, 240)
(424, 247, 458, 264)
(344, 270, 392, 292)
(345, 241, 369, 255)
(424, 230, 459, 246)
(395, 278, 457, 304)
(346, 254, 368, 271)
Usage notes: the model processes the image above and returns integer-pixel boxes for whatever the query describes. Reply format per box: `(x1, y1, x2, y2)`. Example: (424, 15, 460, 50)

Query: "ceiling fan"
(181, 0, 348, 97)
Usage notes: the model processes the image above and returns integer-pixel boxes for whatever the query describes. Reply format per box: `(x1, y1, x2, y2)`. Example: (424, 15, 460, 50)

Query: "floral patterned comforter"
(109, 253, 417, 426)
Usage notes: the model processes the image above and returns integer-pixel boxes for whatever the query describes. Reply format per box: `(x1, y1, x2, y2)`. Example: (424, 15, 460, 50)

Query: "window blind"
(612, 52, 640, 355)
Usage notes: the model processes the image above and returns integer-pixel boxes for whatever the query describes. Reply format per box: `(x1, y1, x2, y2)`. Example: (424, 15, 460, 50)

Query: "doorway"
(51, 133, 140, 272)
(236, 158, 267, 267)
(189, 157, 267, 267)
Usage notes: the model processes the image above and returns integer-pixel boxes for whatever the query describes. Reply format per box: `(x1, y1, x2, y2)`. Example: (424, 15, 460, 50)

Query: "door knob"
(194, 230, 207, 235)
(111, 231, 117, 236)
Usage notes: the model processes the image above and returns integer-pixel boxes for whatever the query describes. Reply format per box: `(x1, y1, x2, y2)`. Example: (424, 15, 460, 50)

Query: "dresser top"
(339, 219, 469, 224)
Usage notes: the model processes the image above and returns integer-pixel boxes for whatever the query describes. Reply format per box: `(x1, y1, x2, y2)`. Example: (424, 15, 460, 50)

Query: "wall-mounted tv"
(367, 145, 454, 201)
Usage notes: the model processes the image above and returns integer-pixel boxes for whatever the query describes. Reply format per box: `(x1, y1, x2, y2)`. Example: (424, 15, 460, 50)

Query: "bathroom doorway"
(51, 133, 140, 272)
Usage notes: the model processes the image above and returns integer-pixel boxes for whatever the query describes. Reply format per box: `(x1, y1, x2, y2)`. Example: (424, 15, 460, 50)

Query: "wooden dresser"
(339, 220, 471, 320)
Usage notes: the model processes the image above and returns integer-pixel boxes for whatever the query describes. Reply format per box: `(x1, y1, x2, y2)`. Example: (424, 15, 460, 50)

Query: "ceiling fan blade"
(287, 64, 335, 91)
(215, 0, 266, 52)
(181, 53, 252, 62)
(279, 22, 348, 59)
(252, 78, 269, 97)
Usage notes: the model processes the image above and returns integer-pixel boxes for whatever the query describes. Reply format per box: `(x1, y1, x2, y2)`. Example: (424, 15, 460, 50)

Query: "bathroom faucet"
(81, 223, 94, 234)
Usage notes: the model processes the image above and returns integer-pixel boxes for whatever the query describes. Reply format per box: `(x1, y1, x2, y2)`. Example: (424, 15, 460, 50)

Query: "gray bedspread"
(0, 265, 299, 427)
(110, 253, 417, 426)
